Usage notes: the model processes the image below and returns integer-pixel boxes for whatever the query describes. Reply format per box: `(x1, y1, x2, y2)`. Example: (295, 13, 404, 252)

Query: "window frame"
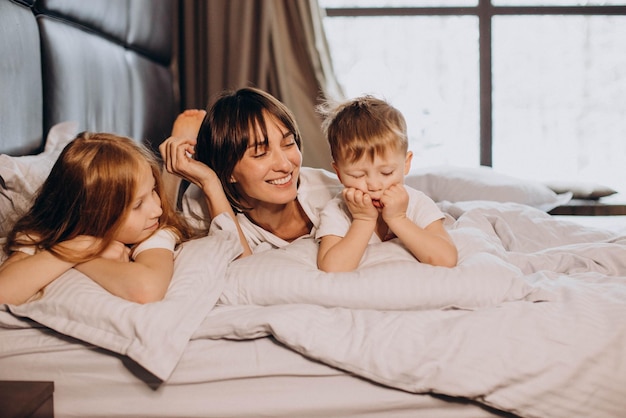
(323, 0, 626, 167)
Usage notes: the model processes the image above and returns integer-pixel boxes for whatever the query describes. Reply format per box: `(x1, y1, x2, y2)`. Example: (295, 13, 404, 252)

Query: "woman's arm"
(159, 135, 252, 257)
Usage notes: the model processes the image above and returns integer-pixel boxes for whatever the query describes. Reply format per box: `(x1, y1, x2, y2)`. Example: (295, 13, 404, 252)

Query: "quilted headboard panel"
(0, 0, 177, 156)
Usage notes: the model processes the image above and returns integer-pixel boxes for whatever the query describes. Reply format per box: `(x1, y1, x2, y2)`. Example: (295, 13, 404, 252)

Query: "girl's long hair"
(4, 132, 191, 263)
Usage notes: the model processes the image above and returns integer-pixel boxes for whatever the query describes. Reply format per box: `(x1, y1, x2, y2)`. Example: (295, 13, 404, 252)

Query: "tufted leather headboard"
(0, 0, 177, 156)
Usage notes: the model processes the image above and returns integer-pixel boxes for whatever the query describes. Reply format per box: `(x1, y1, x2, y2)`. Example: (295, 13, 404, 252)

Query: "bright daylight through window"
(319, 0, 626, 195)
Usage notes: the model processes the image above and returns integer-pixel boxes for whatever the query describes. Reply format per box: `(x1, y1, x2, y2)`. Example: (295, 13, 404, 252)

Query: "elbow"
(317, 259, 355, 273)
(435, 248, 458, 268)
(421, 248, 458, 268)
(126, 285, 168, 304)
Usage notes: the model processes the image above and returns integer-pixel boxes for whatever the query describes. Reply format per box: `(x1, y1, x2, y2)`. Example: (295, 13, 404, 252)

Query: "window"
(319, 0, 626, 195)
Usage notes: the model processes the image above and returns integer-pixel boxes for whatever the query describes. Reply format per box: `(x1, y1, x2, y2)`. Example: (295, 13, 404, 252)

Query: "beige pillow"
(0, 122, 78, 237)
(543, 180, 618, 200)
(405, 165, 572, 212)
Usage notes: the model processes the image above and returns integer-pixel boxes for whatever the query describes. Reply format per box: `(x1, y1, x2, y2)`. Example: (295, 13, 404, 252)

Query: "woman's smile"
(267, 173, 293, 186)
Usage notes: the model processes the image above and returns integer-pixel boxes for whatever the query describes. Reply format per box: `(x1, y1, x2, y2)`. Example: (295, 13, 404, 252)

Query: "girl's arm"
(75, 247, 174, 304)
(0, 251, 75, 305)
(0, 235, 98, 305)
(160, 135, 252, 257)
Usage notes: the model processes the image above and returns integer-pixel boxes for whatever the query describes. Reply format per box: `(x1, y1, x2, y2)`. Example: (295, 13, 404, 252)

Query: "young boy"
(316, 96, 458, 272)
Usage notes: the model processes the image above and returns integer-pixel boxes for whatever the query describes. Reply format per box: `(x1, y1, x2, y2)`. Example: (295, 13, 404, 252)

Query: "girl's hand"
(343, 187, 378, 222)
(99, 240, 131, 262)
(159, 136, 218, 189)
(380, 183, 409, 222)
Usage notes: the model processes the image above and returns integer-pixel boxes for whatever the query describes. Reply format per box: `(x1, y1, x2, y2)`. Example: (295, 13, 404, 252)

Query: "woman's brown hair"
(195, 87, 303, 213)
(4, 132, 191, 262)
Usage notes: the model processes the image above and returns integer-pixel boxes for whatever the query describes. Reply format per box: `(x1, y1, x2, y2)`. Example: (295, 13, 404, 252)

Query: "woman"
(160, 87, 341, 256)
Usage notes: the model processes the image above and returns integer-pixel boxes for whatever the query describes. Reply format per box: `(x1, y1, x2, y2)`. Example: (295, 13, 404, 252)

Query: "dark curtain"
(175, 0, 343, 170)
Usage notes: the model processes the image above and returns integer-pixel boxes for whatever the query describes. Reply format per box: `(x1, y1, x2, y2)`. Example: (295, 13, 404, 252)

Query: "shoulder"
(297, 167, 344, 227)
(298, 167, 342, 203)
(131, 228, 178, 260)
(405, 185, 434, 202)
(299, 167, 341, 188)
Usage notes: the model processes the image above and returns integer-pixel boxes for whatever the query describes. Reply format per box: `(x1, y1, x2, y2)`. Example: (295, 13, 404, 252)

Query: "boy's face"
(333, 149, 413, 207)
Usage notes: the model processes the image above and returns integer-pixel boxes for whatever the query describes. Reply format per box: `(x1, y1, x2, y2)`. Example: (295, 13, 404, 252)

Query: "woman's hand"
(159, 135, 219, 189)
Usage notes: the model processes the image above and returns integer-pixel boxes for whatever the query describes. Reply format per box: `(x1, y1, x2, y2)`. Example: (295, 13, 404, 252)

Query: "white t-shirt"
(130, 228, 178, 260)
(316, 185, 444, 244)
(181, 167, 343, 253)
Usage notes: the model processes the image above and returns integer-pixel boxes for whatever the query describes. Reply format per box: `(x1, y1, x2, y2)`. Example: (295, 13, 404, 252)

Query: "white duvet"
(210, 201, 626, 418)
(3, 201, 626, 418)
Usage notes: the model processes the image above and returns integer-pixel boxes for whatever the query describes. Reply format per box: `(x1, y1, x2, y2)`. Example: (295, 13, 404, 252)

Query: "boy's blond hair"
(320, 95, 408, 164)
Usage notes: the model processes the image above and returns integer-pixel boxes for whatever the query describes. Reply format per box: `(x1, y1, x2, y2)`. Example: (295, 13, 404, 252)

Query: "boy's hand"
(343, 187, 378, 222)
(380, 183, 409, 222)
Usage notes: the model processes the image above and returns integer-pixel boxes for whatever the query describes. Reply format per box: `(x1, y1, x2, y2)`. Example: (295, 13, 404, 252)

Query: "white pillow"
(6, 226, 242, 381)
(0, 121, 79, 237)
(220, 230, 550, 311)
(543, 180, 618, 200)
(405, 165, 572, 212)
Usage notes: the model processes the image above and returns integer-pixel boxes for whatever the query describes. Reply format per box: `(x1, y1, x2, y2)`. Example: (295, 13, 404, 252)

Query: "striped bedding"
(2, 201, 625, 418)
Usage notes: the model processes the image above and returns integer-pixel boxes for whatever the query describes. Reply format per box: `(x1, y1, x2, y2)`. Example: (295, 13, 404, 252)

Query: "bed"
(2, 1, 626, 417)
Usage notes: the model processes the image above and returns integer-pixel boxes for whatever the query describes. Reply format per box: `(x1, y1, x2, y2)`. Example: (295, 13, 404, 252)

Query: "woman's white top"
(181, 167, 342, 253)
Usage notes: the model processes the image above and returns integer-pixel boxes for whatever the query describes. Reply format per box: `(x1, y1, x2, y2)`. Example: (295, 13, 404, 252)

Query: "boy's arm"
(75, 248, 174, 304)
(387, 217, 458, 267)
(382, 184, 457, 267)
(317, 189, 378, 272)
(317, 217, 376, 272)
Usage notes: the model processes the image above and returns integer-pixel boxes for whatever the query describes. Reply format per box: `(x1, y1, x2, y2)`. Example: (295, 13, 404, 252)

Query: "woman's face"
(231, 114, 302, 209)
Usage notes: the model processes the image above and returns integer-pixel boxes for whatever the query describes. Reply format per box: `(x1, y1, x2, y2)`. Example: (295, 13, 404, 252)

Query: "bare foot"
(171, 109, 207, 140)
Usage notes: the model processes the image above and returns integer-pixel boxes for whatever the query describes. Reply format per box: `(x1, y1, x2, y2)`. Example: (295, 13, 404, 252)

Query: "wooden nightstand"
(0, 381, 54, 418)
(549, 195, 626, 216)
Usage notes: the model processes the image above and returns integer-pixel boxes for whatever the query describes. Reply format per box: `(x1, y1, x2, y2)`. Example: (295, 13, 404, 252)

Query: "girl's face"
(115, 162, 163, 245)
(333, 149, 413, 205)
(231, 115, 302, 209)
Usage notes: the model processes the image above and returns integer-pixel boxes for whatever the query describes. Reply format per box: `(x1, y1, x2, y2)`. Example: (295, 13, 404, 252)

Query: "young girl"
(316, 96, 458, 272)
(0, 132, 192, 305)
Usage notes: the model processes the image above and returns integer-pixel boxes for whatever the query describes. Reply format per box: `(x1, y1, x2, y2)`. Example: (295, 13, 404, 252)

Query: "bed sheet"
(2, 201, 626, 418)
(0, 322, 506, 418)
